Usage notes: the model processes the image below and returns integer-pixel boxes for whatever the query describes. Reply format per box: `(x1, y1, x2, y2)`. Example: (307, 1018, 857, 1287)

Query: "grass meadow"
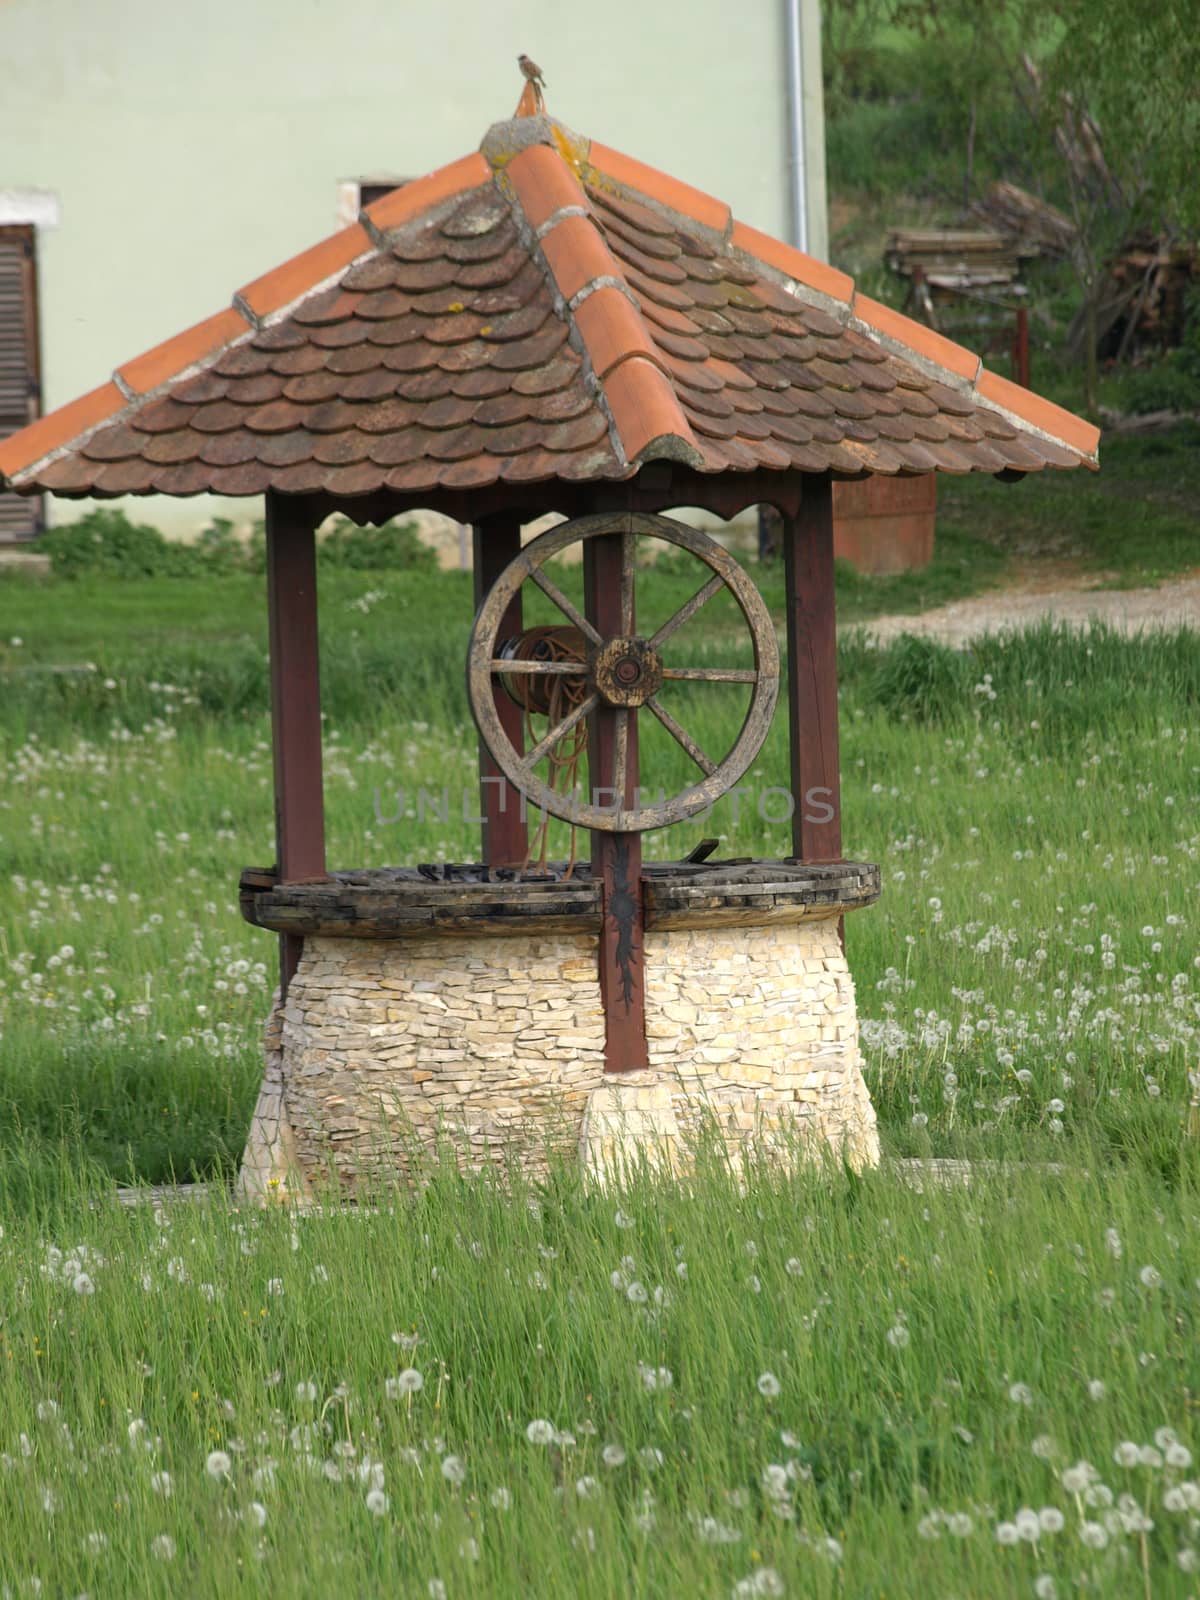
(0, 495, 1197, 1594)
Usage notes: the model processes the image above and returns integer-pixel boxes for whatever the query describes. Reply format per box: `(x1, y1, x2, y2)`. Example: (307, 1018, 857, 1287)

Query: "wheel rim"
(467, 511, 780, 834)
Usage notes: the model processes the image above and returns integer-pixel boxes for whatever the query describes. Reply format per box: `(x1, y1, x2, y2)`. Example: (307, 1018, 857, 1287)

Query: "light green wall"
(2, 0, 800, 533)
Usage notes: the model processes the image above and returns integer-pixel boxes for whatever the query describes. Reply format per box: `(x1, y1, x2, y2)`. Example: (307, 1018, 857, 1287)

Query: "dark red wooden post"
(584, 530, 648, 1073)
(266, 491, 327, 993)
(783, 477, 842, 864)
(473, 513, 528, 867)
(1013, 305, 1031, 389)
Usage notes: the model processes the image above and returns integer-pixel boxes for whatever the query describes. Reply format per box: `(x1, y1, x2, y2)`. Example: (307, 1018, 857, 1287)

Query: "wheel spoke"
(490, 658, 583, 676)
(528, 564, 603, 646)
(660, 666, 758, 683)
(619, 526, 636, 636)
(649, 573, 724, 649)
(646, 695, 716, 777)
(524, 692, 598, 768)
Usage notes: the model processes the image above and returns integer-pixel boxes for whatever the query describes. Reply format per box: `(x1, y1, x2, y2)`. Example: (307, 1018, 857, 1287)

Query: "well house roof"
(0, 93, 1098, 501)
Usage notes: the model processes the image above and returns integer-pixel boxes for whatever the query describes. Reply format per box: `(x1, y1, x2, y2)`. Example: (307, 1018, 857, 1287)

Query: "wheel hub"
(591, 635, 664, 707)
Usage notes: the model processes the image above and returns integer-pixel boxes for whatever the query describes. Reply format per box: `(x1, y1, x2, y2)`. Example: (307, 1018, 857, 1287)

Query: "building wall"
(1, 0, 800, 534)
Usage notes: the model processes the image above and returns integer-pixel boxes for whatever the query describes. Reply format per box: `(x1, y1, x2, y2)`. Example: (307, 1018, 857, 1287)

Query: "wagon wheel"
(467, 511, 780, 834)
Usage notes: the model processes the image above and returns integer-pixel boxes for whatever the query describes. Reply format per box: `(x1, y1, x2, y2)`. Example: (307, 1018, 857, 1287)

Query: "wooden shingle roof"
(0, 99, 1098, 501)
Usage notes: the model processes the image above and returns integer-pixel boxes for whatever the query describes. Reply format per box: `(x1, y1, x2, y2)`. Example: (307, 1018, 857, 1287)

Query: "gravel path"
(855, 572, 1200, 647)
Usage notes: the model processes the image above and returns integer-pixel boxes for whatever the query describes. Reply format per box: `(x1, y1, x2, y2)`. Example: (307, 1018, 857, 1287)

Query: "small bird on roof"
(518, 54, 546, 89)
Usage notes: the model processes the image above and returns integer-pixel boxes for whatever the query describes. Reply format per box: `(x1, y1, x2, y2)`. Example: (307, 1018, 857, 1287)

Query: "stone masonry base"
(237, 918, 879, 1200)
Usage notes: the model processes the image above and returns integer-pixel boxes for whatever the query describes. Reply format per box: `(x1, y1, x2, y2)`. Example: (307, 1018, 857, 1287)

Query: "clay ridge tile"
(976, 366, 1099, 461)
(730, 219, 854, 307)
(586, 141, 731, 237)
(506, 142, 590, 232)
(573, 286, 664, 380)
(118, 308, 252, 397)
(851, 293, 980, 386)
(0, 382, 126, 484)
(238, 224, 375, 322)
(364, 152, 492, 234)
(539, 214, 623, 304)
(602, 356, 704, 469)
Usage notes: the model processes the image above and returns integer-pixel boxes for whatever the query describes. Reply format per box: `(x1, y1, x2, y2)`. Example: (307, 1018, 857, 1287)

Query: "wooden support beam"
(473, 514, 528, 867)
(584, 527, 648, 1073)
(266, 492, 326, 993)
(783, 477, 842, 864)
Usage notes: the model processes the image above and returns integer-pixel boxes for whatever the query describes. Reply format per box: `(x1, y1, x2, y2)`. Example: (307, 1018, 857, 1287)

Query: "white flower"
(205, 1449, 232, 1479)
(1139, 1265, 1163, 1288)
(150, 1471, 172, 1497)
(395, 1369, 424, 1397)
(1034, 1576, 1057, 1600)
(1114, 1441, 1140, 1468)
(1177, 1548, 1200, 1573)
(428, 1582, 447, 1600)
(785, 1258, 803, 1276)
(459, 1537, 480, 1561)
(247, 1501, 267, 1528)
(84, 1531, 108, 1553)
(757, 1372, 781, 1399)
(602, 1444, 627, 1468)
(1139, 1445, 1163, 1469)
(1015, 1507, 1041, 1542)
(1031, 1435, 1055, 1460)
(150, 1534, 176, 1561)
(1061, 1462, 1091, 1493)
(1079, 1521, 1109, 1549)
(576, 1475, 600, 1499)
(365, 1488, 389, 1516)
(36, 1400, 59, 1421)
(1105, 1228, 1122, 1259)
(489, 1486, 512, 1510)
(995, 1522, 1019, 1545)
(1039, 1507, 1065, 1533)
(1166, 1442, 1192, 1469)
(295, 1381, 318, 1403)
(886, 1325, 910, 1349)
(626, 1281, 648, 1305)
(526, 1419, 555, 1445)
(441, 1455, 465, 1485)
(72, 1273, 95, 1296)
(1008, 1382, 1033, 1406)
(1088, 1380, 1106, 1401)
(614, 1209, 634, 1229)
(947, 1512, 972, 1536)
(638, 1364, 673, 1392)
(761, 1464, 789, 1500)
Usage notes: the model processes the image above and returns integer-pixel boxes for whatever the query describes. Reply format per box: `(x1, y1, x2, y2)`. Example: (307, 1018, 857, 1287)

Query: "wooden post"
(473, 514, 528, 867)
(1013, 305, 1031, 389)
(266, 492, 326, 994)
(584, 530, 648, 1073)
(783, 477, 842, 864)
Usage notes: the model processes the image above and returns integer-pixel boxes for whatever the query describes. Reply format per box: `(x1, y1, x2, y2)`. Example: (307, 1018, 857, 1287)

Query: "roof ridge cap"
(499, 139, 702, 470)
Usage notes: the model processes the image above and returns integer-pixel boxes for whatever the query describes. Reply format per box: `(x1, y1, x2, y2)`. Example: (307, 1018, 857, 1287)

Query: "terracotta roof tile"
(238, 225, 375, 322)
(586, 142, 731, 236)
(0, 381, 125, 478)
(118, 308, 253, 397)
(729, 220, 853, 306)
(0, 112, 1097, 499)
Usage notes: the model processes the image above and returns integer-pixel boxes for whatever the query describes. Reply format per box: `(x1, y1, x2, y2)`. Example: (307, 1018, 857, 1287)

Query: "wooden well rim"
(239, 859, 880, 940)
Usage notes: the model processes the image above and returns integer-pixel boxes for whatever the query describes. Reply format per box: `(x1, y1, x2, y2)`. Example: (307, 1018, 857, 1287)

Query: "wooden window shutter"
(0, 226, 42, 542)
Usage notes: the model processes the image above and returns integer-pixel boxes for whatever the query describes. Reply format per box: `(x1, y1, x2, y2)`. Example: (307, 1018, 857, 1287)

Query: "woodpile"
(1094, 233, 1199, 358)
(970, 181, 1077, 260)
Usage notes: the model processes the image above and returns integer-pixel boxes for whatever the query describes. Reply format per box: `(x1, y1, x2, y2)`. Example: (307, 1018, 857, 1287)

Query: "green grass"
(1, 553, 1199, 1592)
(0, 1149, 1196, 1596)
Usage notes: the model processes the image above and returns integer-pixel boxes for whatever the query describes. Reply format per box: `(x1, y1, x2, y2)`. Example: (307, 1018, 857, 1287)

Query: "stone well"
(238, 859, 881, 1198)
